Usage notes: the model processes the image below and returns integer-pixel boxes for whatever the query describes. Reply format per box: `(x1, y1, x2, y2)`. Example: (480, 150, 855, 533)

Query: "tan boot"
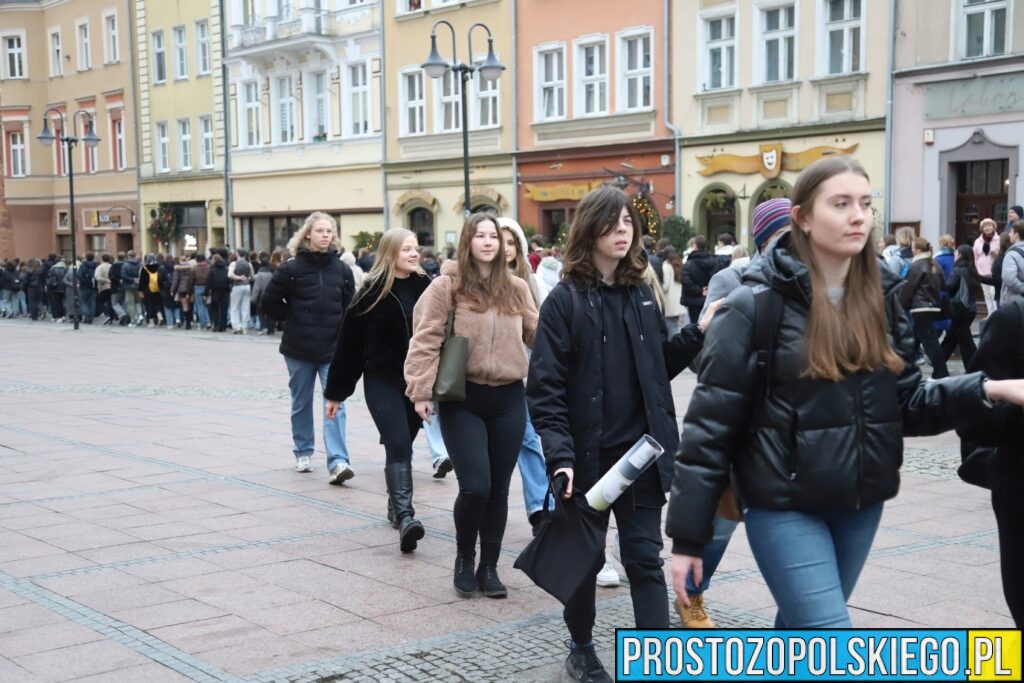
(676, 594, 717, 628)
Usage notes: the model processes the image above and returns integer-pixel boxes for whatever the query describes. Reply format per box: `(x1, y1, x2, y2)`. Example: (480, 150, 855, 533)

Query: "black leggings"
(144, 295, 162, 323)
(941, 311, 977, 369)
(439, 381, 526, 563)
(364, 373, 420, 465)
(992, 464, 1024, 627)
(913, 314, 949, 379)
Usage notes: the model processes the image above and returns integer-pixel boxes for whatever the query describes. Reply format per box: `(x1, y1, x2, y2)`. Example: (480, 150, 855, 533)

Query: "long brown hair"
(562, 186, 646, 289)
(452, 212, 524, 315)
(356, 227, 421, 313)
(789, 157, 904, 381)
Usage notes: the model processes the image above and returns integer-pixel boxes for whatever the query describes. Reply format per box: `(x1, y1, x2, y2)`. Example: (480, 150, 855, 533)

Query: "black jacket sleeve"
(526, 287, 576, 474)
(899, 267, 922, 310)
(260, 263, 292, 321)
(944, 267, 961, 296)
(959, 303, 1024, 447)
(324, 301, 367, 402)
(663, 323, 705, 379)
(680, 263, 700, 301)
(666, 287, 758, 556)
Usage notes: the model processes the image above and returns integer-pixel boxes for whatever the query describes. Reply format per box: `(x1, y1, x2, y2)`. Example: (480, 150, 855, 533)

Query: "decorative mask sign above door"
(697, 143, 859, 177)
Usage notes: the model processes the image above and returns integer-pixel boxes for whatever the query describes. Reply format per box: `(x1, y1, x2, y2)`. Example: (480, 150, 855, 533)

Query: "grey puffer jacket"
(666, 233, 991, 556)
(999, 243, 1024, 307)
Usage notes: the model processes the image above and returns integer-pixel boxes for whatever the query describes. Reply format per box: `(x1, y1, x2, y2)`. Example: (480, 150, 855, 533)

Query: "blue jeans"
(79, 288, 97, 322)
(686, 515, 739, 595)
(423, 400, 447, 467)
(745, 503, 883, 628)
(193, 285, 210, 329)
(163, 305, 181, 328)
(518, 405, 549, 517)
(284, 356, 349, 470)
(13, 290, 27, 316)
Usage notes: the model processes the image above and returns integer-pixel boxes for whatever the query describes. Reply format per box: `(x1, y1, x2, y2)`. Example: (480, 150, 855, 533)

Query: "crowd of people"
(3, 161, 1022, 683)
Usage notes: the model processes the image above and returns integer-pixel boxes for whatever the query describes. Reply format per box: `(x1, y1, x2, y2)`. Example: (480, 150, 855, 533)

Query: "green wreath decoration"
(149, 204, 177, 247)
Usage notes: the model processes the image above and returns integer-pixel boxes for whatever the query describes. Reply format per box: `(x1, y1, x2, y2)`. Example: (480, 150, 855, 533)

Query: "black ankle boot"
(384, 464, 424, 552)
(475, 564, 507, 598)
(453, 553, 477, 597)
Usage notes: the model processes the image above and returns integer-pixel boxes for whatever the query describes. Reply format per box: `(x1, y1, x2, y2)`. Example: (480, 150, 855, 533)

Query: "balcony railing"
(233, 4, 377, 50)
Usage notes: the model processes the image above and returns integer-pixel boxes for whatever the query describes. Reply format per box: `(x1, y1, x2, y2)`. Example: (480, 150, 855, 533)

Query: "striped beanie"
(752, 198, 792, 251)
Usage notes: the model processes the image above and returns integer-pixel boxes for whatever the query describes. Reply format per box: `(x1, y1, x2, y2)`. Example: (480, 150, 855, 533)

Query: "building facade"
(891, 0, 1023, 244)
(515, 0, 675, 241)
(383, 0, 514, 251)
(224, 0, 385, 252)
(134, 0, 227, 255)
(1, 0, 138, 259)
(673, 0, 889, 244)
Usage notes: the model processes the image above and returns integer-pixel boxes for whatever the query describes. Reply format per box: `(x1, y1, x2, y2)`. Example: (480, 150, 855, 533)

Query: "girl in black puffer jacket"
(941, 245, 979, 368)
(667, 157, 1024, 629)
(262, 212, 355, 485)
(900, 238, 948, 378)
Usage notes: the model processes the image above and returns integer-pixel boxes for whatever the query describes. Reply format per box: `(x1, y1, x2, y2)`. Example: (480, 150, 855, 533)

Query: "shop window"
(409, 208, 434, 247)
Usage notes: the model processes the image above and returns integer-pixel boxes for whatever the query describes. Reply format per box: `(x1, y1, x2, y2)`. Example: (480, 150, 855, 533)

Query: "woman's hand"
(984, 379, 1024, 406)
(415, 400, 434, 424)
(325, 400, 340, 420)
(699, 299, 725, 332)
(553, 467, 574, 498)
(671, 554, 703, 608)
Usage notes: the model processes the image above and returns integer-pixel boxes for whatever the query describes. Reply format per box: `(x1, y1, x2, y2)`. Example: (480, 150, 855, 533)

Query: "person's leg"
(317, 362, 349, 472)
(518, 405, 549, 521)
(982, 283, 997, 316)
(957, 313, 978, 369)
(193, 286, 209, 328)
(612, 463, 669, 629)
(823, 503, 883, 608)
(164, 305, 175, 328)
(686, 515, 740, 595)
(81, 289, 96, 322)
(229, 287, 242, 331)
(239, 285, 252, 330)
(439, 396, 490, 559)
(991, 471, 1024, 627)
(915, 316, 948, 378)
(424, 400, 450, 471)
(563, 537, 608, 647)
(687, 305, 702, 326)
(284, 356, 317, 465)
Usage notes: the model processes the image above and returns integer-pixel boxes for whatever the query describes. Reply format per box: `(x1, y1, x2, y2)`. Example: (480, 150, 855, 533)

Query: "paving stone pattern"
(0, 320, 1012, 682)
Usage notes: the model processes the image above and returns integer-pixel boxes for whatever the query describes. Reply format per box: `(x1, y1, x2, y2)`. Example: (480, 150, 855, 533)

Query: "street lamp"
(37, 108, 100, 331)
(422, 20, 505, 218)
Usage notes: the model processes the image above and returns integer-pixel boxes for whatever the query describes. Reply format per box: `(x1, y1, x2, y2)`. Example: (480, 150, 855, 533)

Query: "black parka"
(666, 234, 991, 556)
(680, 250, 718, 308)
(261, 248, 354, 364)
(527, 280, 707, 494)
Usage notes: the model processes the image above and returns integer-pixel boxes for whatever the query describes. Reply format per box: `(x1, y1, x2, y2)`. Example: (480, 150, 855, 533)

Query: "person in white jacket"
(341, 251, 366, 289)
(660, 246, 685, 334)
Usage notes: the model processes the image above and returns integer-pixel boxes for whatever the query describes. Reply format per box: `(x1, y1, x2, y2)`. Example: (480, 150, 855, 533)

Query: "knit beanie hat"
(752, 198, 792, 251)
(1010, 205, 1024, 219)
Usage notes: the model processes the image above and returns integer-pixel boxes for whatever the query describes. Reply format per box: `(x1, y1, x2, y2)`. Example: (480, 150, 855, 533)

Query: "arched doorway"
(693, 184, 737, 240)
(407, 207, 435, 247)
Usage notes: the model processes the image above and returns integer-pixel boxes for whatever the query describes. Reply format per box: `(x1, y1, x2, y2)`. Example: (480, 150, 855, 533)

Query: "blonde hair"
(938, 234, 955, 249)
(499, 223, 541, 306)
(356, 228, 420, 313)
(731, 246, 749, 261)
(894, 226, 916, 248)
(286, 211, 343, 256)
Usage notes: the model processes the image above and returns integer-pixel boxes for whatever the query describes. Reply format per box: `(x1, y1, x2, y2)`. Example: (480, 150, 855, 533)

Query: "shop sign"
(697, 143, 859, 177)
(524, 181, 604, 202)
(924, 72, 1024, 120)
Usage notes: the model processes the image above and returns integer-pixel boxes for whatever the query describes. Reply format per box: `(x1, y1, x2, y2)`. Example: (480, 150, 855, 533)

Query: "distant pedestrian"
(139, 254, 163, 328)
(207, 254, 230, 331)
(974, 218, 1001, 314)
(228, 249, 252, 334)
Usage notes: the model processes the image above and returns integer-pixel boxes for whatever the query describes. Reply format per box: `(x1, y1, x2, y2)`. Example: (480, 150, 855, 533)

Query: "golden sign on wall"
(524, 181, 604, 202)
(697, 143, 859, 177)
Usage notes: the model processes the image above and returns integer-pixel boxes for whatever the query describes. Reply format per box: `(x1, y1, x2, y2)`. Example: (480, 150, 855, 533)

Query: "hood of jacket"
(440, 258, 458, 277)
(497, 217, 531, 265)
(294, 246, 339, 266)
(540, 255, 561, 271)
(144, 264, 160, 274)
(174, 263, 193, 273)
(685, 249, 716, 266)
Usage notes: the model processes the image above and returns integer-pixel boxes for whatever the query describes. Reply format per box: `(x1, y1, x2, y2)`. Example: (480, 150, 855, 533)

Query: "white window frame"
(112, 115, 126, 170)
(699, 7, 738, 92)
(472, 54, 500, 129)
(172, 25, 188, 80)
(75, 19, 91, 71)
(84, 126, 98, 174)
(2, 31, 28, 80)
(757, 1, 797, 84)
(155, 121, 169, 173)
(195, 20, 210, 75)
(8, 131, 27, 178)
(534, 43, 566, 122)
(275, 74, 297, 144)
(397, 0, 423, 13)
(306, 70, 330, 140)
(177, 118, 192, 170)
(49, 28, 63, 77)
(617, 27, 654, 113)
(243, 80, 262, 147)
(819, 0, 864, 76)
(399, 67, 426, 136)
(152, 30, 166, 84)
(51, 117, 66, 176)
(434, 67, 462, 133)
(345, 62, 371, 138)
(200, 115, 215, 168)
(573, 35, 609, 117)
(959, 0, 1009, 59)
(102, 10, 119, 64)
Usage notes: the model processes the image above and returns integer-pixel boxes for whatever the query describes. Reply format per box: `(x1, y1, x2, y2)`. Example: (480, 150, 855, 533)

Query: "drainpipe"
(510, 0, 518, 220)
(127, 0, 142, 252)
(220, 0, 234, 249)
(883, 0, 897, 234)
(663, 0, 682, 217)
(380, 5, 390, 230)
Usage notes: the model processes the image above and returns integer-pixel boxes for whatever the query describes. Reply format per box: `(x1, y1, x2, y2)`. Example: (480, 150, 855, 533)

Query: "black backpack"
(46, 266, 66, 291)
(79, 262, 97, 290)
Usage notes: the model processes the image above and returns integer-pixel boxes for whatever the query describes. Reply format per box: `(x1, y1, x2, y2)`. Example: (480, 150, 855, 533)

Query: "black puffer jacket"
(680, 250, 718, 308)
(527, 281, 707, 493)
(323, 273, 430, 401)
(261, 248, 354, 364)
(666, 234, 991, 555)
(944, 259, 977, 314)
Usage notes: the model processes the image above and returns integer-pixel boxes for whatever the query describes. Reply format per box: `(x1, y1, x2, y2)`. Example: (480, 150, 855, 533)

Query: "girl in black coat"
(900, 238, 948, 378)
(325, 228, 430, 553)
(666, 157, 1024, 630)
(941, 244, 979, 368)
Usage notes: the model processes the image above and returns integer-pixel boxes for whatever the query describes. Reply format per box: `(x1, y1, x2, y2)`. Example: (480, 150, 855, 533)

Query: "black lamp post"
(37, 108, 101, 331)
(422, 20, 505, 218)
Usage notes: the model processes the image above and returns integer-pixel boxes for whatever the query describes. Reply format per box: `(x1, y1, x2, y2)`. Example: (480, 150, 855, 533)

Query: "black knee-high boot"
(384, 464, 424, 553)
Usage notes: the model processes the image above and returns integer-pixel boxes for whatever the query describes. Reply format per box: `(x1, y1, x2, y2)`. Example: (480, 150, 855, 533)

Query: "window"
(536, 46, 565, 121)
(620, 31, 652, 111)
(152, 30, 166, 83)
(52, 121, 66, 176)
(763, 5, 795, 82)
(200, 115, 215, 168)
(242, 0, 258, 24)
(7, 132, 26, 177)
(825, 0, 862, 75)
(172, 26, 187, 79)
(704, 14, 736, 90)
(112, 117, 126, 170)
(437, 68, 461, 132)
(77, 20, 91, 70)
(348, 63, 370, 137)
(196, 21, 210, 75)
(49, 29, 63, 77)
(576, 40, 608, 115)
(3, 34, 26, 79)
(474, 64, 499, 128)
(963, 0, 1007, 58)
(400, 0, 422, 12)
(177, 118, 192, 170)
(276, 75, 296, 143)
(401, 69, 425, 136)
(277, 0, 292, 19)
(244, 81, 262, 146)
(155, 121, 169, 172)
(308, 71, 329, 139)
(85, 133, 98, 174)
(103, 12, 119, 64)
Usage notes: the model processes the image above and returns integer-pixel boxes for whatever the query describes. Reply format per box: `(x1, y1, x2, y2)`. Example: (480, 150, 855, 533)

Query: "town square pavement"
(0, 319, 1012, 682)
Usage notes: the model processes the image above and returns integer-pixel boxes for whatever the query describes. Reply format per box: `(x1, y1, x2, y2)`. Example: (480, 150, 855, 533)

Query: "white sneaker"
(295, 456, 312, 473)
(596, 552, 620, 587)
(328, 462, 354, 485)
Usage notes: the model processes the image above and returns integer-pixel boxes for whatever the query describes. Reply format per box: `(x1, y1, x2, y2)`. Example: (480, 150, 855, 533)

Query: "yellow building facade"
(134, 0, 227, 255)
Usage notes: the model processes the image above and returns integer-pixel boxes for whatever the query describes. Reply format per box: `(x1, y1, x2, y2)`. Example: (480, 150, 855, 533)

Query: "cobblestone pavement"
(0, 320, 1011, 682)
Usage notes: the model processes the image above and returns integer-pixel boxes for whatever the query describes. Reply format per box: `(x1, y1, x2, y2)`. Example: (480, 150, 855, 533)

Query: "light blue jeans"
(163, 305, 181, 328)
(518, 406, 549, 517)
(744, 503, 883, 628)
(686, 515, 739, 595)
(193, 285, 210, 329)
(423, 400, 447, 467)
(284, 356, 349, 471)
(13, 290, 27, 317)
(0, 290, 11, 316)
